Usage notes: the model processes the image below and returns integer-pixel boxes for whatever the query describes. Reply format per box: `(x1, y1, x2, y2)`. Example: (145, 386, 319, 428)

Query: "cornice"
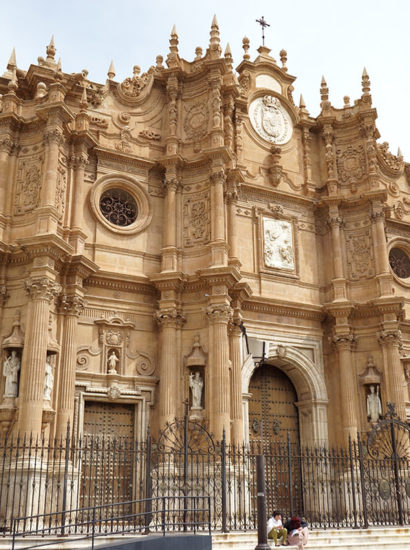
(240, 182, 313, 208)
(196, 266, 241, 288)
(16, 234, 73, 261)
(85, 271, 157, 296)
(242, 296, 324, 322)
(95, 146, 156, 170)
(149, 271, 187, 292)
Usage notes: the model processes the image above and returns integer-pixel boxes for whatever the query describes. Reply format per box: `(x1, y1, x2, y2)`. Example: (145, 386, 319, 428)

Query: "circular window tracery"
(389, 248, 410, 279)
(99, 188, 137, 227)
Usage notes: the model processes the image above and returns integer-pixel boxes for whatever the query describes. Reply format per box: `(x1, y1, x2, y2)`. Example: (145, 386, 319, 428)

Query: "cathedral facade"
(0, 18, 409, 452)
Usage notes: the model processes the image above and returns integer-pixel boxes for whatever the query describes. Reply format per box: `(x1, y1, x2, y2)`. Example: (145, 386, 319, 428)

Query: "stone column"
(333, 333, 358, 444)
(371, 202, 392, 296)
(207, 304, 232, 442)
(229, 321, 243, 443)
(378, 330, 407, 419)
(226, 180, 241, 266)
(17, 278, 61, 436)
(42, 126, 63, 207)
(155, 308, 185, 428)
(328, 206, 346, 300)
(161, 174, 178, 272)
(210, 170, 228, 267)
(69, 146, 89, 254)
(55, 294, 84, 439)
(0, 135, 13, 242)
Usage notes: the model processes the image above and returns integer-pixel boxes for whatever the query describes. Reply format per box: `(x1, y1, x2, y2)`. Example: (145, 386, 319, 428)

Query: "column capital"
(154, 307, 185, 328)
(59, 294, 85, 316)
(43, 126, 64, 147)
(206, 304, 233, 324)
(332, 332, 356, 350)
(378, 329, 402, 347)
(0, 135, 14, 154)
(327, 215, 344, 228)
(210, 169, 226, 186)
(25, 277, 61, 302)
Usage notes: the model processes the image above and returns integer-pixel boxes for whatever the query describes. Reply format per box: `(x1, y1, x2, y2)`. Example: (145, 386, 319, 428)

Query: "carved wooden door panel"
(248, 364, 302, 515)
(81, 402, 135, 509)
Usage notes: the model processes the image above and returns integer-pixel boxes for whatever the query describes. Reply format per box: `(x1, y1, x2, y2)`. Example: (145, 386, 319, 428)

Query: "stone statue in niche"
(189, 371, 203, 409)
(108, 350, 119, 374)
(263, 217, 295, 270)
(367, 384, 382, 423)
(3, 350, 20, 397)
(43, 356, 54, 401)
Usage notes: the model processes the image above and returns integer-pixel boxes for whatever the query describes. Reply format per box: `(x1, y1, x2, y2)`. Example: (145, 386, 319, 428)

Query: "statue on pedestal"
(108, 351, 119, 374)
(3, 350, 20, 397)
(367, 384, 382, 423)
(189, 371, 203, 409)
(43, 356, 54, 401)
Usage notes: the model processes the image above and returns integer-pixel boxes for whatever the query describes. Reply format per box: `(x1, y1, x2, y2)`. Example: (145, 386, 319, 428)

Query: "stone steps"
(3, 527, 410, 550)
(212, 527, 410, 550)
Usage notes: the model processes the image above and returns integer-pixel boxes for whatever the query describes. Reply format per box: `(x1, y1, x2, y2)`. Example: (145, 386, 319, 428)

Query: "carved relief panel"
(345, 229, 375, 280)
(263, 217, 295, 272)
(336, 145, 366, 185)
(183, 189, 211, 247)
(55, 157, 67, 218)
(14, 150, 44, 215)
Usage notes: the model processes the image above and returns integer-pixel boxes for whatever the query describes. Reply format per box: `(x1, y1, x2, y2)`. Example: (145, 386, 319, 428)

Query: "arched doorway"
(248, 362, 302, 515)
(248, 363, 300, 446)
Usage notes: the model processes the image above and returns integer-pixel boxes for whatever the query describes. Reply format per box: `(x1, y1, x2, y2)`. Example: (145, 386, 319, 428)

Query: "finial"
(171, 24, 178, 37)
(224, 43, 233, 67)
(242, 36, 250, 60)
(57, 57, 62, 72)
(156, 55, 164, 69)
(209, 14, 221, 58)
(80, 86, 88, 110)
(107, 60, 115, 80)
(279, 49, 287, 71)
(256, 16, 270, 46)
(320, 75, 329, 102)
(46, 35, 56, 62)
(361, 66, 371, 96)
(8, 71, 18, 92)
(194, 47, 202, 61)
(299, 94, 309, 117)
(7, 48, 17, 70)
(397, 147, 403, 158)
(343, 95, 350, 107)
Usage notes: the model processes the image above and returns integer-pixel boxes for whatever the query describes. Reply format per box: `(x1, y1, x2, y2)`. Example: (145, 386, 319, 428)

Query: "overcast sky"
(1, 0, 409, 158)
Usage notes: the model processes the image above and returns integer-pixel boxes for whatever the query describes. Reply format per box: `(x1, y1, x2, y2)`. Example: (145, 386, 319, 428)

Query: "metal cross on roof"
(256, 15, 270, 46)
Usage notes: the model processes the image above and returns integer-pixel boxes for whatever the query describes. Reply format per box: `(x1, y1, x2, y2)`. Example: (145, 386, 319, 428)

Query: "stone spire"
(209, 14, 222, 58)
(7, 48, 17, 71)
(224, 43, 233, 69)
(299, 94, 309, 117)
(6, 48, 18, 91)
(279, 49, 287, 71)
(46, 35, 56, 63)
(107, 60, 115, 80)
(80, 86, 88, 110)
(361, 67, 371, 96)
(166, 24, 179, 67)
(397, 147, 403, 158)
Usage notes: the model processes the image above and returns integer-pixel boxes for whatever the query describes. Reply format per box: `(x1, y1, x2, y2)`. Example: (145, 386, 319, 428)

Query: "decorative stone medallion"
(249, 95, 293, 144)
(263, 217, 295, 270)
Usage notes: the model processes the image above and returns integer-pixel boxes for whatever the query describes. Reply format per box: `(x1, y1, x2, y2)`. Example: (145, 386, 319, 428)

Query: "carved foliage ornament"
(336, 145, 366, 183)
(249, 95, 293, 145)
(119, 66, 154, 99)
(184, 102, 208, 140)
(345, 230, 375, 280)
(15, 155, 44, 215)
(263, 217, 295, 271)
(25, 278, 62, 301)
(183, 190, 210, 247)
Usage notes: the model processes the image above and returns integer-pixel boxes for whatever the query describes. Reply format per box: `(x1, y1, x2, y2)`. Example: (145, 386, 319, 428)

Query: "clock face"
(249, 95, 293, 144)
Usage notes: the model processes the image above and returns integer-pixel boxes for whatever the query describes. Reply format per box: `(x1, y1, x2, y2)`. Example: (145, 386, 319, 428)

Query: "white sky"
(1, 0, 409, 159)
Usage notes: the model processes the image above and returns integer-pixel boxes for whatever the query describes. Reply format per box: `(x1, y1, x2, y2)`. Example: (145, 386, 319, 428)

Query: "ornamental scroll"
(263, 217, 295, 271)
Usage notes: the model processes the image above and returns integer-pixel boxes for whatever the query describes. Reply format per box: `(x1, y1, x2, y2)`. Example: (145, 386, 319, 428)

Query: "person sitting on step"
(267, 510, 288, 546)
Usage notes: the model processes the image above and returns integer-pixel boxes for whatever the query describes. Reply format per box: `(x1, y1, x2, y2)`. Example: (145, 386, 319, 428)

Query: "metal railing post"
(348, 436, 358, 528)
(287, 431, 294, 517)
(144, 428, 152, 534)
(390, 418, 404, 525)
(91, 506, 96, 550)
(357, 432, 368, 528)
(255, 454, 269, 550)
(61, 422, 71, 536)
(162, 496, 166, 536)
(221, 428, 227, 533)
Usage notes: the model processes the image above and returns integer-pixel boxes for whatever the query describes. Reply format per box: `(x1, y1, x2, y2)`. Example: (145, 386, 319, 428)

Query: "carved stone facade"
(0, 22, 409, 448)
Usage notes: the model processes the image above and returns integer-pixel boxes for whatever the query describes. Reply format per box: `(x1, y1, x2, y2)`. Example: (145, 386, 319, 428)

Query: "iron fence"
(0, 411, 409, 536)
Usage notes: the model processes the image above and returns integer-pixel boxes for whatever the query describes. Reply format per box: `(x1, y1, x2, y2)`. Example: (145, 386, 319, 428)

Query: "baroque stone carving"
(14, 155, 44, 214)
(184, 102, 208, 140)
(238, 70, 251, 96)
(263, 217, 295, 270)
(139, 129, 161, 140)
(118, 65, 153, 99)
(183, 190, 211, 247)
(25, 278, 62, 302)
(345, 230, 375, 280)
(55, 163, 67, 218)
(249, 95, 293, 144)
(377, 141, 404, 175)
(154, 308, 186, 328)
(336, 145, 366, 183)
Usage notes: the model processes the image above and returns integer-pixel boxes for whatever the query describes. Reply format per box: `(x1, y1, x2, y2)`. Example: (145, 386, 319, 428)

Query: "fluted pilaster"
(229, 321, 243, 443)
(207, 304, 232, 441)
(18, 277, 61, 435)
(155, 307, 185, 427)
(378, 330, 407, 419)
(55, 294, 84, 438)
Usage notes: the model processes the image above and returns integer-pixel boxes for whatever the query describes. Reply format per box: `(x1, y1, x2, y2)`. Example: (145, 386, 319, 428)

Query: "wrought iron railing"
(11, 495, 212, 550)
(1, 410, 409, 536)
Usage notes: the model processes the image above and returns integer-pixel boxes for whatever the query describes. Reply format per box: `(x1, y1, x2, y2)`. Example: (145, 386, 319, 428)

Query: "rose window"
(99, 188, 137, 226)
(389, 248, 410, 279)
